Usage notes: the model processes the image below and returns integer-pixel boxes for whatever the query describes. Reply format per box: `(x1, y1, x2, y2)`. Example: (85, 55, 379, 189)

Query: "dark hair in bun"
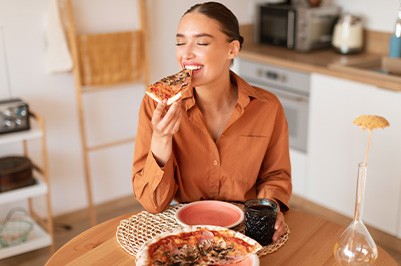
(184, 2, 244, 50)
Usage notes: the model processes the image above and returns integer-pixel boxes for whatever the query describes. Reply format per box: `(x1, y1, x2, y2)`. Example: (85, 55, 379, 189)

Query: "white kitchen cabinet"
(307, 73, 401, 236)
(290, 148, 308, 197)
(0, 112, 54, 259)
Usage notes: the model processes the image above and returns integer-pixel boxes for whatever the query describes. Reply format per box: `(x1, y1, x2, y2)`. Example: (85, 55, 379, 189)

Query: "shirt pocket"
(234, 135, 268, 182)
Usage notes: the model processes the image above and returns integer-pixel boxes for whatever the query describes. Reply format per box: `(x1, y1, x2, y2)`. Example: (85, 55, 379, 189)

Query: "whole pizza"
(135, 225, 262, 266)
(146, 69, 192, 105)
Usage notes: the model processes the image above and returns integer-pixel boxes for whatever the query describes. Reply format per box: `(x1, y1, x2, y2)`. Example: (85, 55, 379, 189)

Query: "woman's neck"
(195, 75, 237, 113)
(194, 74, 238, 141)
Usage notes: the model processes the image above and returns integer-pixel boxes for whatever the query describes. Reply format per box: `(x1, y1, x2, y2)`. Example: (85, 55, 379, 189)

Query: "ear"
(228, 40, 240, 59)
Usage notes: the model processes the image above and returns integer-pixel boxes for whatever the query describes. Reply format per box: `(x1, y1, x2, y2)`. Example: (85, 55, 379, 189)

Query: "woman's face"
(176, 12, 238, 88)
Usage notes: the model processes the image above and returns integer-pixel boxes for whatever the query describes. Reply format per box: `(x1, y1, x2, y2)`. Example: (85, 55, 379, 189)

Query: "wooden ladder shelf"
(64, 0, 149, 225)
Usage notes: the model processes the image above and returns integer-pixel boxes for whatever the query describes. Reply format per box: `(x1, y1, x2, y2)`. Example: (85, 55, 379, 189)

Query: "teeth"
(185, 65, 202, 70)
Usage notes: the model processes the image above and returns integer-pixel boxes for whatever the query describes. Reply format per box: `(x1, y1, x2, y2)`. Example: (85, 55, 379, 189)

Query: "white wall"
(332, 0, 398, 32)
(0, 0, 398, 216)
(0, 0, 144, 216)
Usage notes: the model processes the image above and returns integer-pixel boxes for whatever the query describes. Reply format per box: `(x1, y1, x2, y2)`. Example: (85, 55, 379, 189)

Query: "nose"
(181, 43, 195, 60)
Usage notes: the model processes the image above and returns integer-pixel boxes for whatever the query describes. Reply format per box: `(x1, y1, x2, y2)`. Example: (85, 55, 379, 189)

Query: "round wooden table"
(46, 210, 398, 265)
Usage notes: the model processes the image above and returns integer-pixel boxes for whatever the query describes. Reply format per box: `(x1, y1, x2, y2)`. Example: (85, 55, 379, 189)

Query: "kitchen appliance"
(238, 59, 310, 153)
(257, 3, 341, 52)
(332, 14, 364, 54)
(0, 98, 30, 134)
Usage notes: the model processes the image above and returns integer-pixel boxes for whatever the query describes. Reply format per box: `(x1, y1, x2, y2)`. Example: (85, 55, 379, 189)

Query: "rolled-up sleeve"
(132, 97, 178, 213)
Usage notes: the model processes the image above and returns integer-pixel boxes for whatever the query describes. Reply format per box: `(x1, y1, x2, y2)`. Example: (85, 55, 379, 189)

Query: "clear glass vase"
(333, 162, 378, 265)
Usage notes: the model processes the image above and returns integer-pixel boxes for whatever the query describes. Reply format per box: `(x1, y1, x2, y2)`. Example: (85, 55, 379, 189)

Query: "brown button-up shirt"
(132, 71, 292, 213)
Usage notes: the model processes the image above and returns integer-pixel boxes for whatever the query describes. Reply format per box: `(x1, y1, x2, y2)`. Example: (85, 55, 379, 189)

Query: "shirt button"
(213, 160, 218, 166)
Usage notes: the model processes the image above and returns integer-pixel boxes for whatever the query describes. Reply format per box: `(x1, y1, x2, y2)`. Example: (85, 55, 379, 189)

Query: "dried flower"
(353, 115, 390, 130)
(353, 115, 389, 166)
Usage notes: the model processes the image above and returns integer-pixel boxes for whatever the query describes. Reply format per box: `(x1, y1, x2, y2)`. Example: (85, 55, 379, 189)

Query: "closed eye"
(176, 43, 186, 46)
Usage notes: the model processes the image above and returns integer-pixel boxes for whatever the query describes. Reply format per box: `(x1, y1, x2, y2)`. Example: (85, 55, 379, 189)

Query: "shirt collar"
(181, 83, 195, 111)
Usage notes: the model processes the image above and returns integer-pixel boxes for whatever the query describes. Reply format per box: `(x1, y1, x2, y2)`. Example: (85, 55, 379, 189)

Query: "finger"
(273, 230, 282, 242)
(170, 109, 182, 134)
(271, 213, 283, 242)
(275, 217, 283, 230)
(152, 101, 166, 125)
(163, 101, 181, 124)
(273, 225, 285, 242)
(161, 103, 181, 133)
(275, 211, 284, 230)
(157, 102, 181, 133)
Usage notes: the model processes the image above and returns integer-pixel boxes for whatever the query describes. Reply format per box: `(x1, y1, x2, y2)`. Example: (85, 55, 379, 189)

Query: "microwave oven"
(257, 4, 341, 52)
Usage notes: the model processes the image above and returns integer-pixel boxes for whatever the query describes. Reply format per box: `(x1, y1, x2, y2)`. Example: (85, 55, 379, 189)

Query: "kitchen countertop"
(239, 43, 401, 92)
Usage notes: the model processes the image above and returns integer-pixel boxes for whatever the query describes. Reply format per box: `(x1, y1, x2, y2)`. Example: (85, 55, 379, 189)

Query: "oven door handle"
(267, 87, 308, 103)
(287, 10, 296, 49)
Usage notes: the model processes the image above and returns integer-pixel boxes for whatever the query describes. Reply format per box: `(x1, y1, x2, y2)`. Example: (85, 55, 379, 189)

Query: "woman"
(132, 2, 291, 243)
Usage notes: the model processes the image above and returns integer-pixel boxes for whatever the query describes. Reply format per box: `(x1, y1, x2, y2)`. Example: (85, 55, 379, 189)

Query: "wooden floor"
(2, 195, 401, 265)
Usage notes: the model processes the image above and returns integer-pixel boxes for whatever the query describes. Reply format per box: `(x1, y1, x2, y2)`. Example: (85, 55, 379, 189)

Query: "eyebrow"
(176, 33, 214, 39)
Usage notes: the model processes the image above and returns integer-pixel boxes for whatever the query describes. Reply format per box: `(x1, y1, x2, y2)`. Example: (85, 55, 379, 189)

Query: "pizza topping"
(140, 227, 262, 266)
(158, 70, 191, 87)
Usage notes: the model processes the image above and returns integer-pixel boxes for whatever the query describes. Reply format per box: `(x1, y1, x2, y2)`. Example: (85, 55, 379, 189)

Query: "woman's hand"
(150, 100, 182, 165)
(273, 209, 286, 242)
(152, 100, 182, 137)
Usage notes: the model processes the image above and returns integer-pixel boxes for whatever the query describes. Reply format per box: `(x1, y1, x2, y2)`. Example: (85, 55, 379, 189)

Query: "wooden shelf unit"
(0, 112, 54, 259)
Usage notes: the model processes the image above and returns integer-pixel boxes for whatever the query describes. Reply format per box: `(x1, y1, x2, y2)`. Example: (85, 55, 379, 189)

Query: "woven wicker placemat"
(116, 204, 290, 258)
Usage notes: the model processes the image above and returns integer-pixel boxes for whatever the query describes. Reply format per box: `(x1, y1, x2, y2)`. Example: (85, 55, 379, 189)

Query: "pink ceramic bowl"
(175, 200, 244, 228)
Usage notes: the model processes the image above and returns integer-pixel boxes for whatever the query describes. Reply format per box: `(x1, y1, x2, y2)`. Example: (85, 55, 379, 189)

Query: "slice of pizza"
(135, 225, 262, 266)
(146, 69, 192, 105)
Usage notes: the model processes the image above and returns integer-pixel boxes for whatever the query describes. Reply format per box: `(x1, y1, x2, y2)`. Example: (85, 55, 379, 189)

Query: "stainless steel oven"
(238, 59, 310, 153)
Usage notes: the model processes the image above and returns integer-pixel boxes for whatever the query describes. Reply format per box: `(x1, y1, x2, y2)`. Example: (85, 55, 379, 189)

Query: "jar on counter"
(389, 3, 401, 58)
(332, 14, 364, 55)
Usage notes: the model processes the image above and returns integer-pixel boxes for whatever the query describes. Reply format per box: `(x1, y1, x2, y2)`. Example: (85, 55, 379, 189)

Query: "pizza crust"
(135, 225, 262, 266)
(145, 90, 183, 106)
(146, 69, 192, 106)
